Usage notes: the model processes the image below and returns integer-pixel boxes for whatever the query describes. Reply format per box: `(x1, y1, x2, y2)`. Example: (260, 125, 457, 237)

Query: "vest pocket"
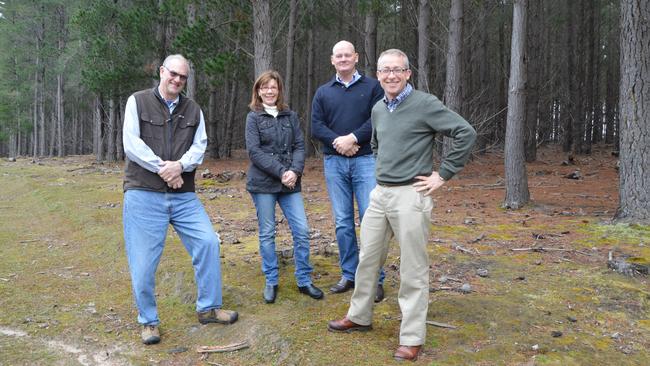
(140, 112, 164, 140)
(177, 115, 198, 128)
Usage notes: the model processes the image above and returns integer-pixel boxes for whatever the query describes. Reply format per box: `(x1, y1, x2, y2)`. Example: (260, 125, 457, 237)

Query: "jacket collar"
(252, 107, 292, 117)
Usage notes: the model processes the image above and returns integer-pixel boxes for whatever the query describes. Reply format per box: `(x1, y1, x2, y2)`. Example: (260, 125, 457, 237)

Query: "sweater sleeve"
(426, 97, 477, 180)
(310, 88, 339, 146)
(352, 80, 384, 144)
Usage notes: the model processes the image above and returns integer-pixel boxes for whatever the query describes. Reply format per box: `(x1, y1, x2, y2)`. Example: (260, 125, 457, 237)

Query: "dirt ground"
(0, 145, 648, 365)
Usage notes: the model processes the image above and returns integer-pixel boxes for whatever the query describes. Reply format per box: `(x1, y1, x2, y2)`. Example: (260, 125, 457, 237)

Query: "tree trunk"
(616, 0, 650, 222)
(106, 98, 116, 162)
(524, 0, 541, 162)
(185, 3, 197, 99)
(93, 95, 103, 162)
(304, 0, 315, 157)
(605, 2, 619, 145)
(56, 5, 66, 157)
(207, 87, 220, 158)
(363, 3, 377, 75)
(442, 0, 463, 157)
(32, 53, 40, 158)
(582, 0, 596, 154)
(223, 74, 239, 158)
(504, 0, 530, 210)
(252, 0, 272, 78)
(116, 97, 125, 161)
(592, 0, 603, 144)
(56, 73, 65, 157)
(48, 109, 56, 157)
(284, 0, 298, 104)
(417, 0, 430, 92)
(563, 0, 575, 153)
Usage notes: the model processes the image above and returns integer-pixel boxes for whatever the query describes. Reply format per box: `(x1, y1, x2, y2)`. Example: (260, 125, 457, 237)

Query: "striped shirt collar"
(383, 83, 413, 112)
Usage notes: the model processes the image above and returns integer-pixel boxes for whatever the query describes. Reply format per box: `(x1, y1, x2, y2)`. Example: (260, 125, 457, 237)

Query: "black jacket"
(245, 108, 305, 193)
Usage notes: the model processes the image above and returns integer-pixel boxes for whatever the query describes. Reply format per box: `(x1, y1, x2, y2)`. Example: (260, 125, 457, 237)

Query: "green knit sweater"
(371, 89, 476, 185)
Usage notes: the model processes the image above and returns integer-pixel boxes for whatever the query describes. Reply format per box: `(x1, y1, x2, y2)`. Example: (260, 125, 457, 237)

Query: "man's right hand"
(332, 134, 359, 157)
(167, 175, 184, 189)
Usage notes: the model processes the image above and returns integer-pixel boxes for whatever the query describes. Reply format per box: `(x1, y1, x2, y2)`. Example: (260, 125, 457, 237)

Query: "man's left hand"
(158, 160, 183, 183)
(333, 134, 358, 157)
(413, 172, 446, 196)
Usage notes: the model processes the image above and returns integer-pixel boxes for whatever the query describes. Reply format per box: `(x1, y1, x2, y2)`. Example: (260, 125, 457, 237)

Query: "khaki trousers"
(347, 184, 433, 346)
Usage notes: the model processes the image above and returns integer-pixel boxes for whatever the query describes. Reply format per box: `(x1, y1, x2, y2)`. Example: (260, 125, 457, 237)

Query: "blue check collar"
(383, 83, 413, 112)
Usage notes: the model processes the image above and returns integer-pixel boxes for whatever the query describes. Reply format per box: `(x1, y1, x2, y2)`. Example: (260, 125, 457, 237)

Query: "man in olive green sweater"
(328, 49, 476, 362)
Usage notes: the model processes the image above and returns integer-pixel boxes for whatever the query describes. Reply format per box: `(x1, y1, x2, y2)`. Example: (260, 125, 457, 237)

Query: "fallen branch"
(426, 320, 458, 329)
(510, 247, 573, 252)
(454, 245, 477, 255)
(430, 286, 455, 292)
(197, 340, 250, 354)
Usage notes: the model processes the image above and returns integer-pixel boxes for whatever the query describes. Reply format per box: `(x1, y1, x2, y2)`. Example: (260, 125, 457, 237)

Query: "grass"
(0, 156, 648, 365)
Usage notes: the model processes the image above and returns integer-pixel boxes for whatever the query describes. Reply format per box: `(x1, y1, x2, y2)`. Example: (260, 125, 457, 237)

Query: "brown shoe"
(197, 308, 238, 325)
(394, 345, 422, 361)
(327, 316, 372, 333)
(141, 325, 160, 345)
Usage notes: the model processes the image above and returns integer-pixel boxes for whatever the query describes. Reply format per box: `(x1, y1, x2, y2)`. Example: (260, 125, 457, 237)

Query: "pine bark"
(504, 0, 530, 209)
(442, 0, 464, 157)
(364, 4, 378, 75)
(252, 0, 272, 78)
(524, 0, 540, 162)
(417, 0, 430, 92)
(285, 0, 298, 104)
(616, 0, 650, 222)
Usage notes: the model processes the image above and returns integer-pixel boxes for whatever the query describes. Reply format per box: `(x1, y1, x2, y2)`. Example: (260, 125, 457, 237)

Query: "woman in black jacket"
(245, 70, 323, 303)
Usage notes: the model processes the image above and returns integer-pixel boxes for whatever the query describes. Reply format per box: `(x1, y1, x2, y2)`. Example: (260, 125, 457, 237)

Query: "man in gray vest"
(328, 49, 476, 361)
(122, 54, 238, 345)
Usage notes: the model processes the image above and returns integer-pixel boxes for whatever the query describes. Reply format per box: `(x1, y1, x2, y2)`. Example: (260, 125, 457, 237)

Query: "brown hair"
(249, 70, 289, 111)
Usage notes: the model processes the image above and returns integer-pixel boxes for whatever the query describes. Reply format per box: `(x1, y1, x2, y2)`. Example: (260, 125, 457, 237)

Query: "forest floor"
(0, 145, 648, 366)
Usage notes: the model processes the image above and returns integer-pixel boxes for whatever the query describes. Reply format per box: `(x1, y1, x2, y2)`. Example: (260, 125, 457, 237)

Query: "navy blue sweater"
(311, 74, 384, 156)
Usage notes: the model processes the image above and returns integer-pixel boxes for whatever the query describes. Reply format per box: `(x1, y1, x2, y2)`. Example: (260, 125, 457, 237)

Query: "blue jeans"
(250, 192, 313, 287)
(324, 154, 384, 283)
(123, 189, 223, 325)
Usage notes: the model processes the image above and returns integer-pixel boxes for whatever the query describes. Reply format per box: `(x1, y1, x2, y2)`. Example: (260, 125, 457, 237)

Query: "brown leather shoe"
(394, 345, 422, 361)
(327, 316, 372, 333)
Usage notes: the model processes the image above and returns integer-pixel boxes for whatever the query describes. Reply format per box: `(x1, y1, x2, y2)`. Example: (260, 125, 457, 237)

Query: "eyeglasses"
(260, 86, 278, 92)
(377, 68, 409, 75)
(163, 65, 188, 81)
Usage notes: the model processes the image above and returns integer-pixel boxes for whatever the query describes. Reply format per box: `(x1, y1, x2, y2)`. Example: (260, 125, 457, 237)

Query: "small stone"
(476, 268, 489, 277)
(611, 332, 621, 339)
(438, 275, 449, 283)
(532, 344, 539, 351)
(534, 260, 543, 265)
(551, 331, 563, 337)
(567, 316, 577, 323)
(459, 283, 472, 293)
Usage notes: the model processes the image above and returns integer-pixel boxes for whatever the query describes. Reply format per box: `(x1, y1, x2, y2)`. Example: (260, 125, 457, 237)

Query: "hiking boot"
(197, 308, 239, 325)
(141, 325, 160, 345)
